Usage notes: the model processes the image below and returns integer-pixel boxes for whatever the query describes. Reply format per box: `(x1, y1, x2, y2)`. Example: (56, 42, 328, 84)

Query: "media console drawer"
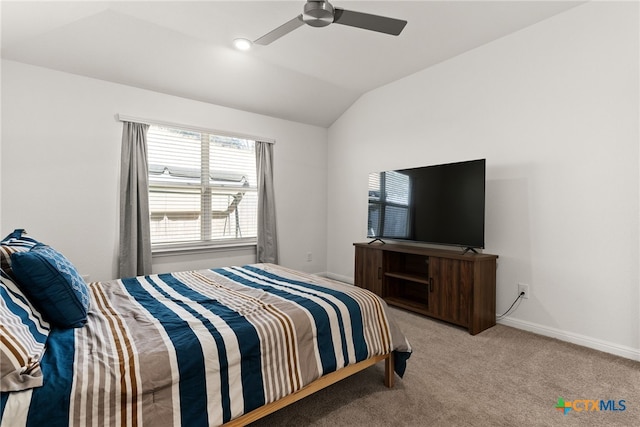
(354, 242, 498, 335)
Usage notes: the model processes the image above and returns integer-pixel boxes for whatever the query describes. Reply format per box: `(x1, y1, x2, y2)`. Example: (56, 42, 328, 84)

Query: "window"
(147, 125, 258, 250)
(368, 171, 411, 239)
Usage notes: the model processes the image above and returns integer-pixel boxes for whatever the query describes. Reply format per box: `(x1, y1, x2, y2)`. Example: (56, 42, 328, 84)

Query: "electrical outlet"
(518, 283, 529, 299)
(306, 252, 312, 262)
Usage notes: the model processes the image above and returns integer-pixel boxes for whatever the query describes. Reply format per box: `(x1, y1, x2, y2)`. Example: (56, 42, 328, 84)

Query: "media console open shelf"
(354, 242, 498, 335)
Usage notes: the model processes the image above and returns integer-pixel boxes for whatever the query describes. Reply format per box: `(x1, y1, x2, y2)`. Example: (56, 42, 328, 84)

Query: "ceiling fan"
(254, 0, 408, 45)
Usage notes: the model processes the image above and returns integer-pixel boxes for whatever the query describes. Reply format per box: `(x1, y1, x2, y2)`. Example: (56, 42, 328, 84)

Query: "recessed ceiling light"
(233, 38, 252, 51)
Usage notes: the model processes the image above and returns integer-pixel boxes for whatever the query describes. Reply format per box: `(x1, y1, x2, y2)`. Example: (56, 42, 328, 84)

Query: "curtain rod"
(117, 114, 275, 144)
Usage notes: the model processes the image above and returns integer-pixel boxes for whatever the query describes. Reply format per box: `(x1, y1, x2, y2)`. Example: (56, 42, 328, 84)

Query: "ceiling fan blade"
(333, 8, 407, 36)
(254, 15, 305, 45)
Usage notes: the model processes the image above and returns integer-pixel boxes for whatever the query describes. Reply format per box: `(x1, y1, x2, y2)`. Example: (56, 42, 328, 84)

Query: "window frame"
(144, 121, 263, 254)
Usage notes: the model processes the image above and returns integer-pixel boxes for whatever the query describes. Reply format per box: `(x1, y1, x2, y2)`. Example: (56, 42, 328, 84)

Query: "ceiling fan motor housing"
(303, 1, 335, 27)
(254, 0, 407, 45)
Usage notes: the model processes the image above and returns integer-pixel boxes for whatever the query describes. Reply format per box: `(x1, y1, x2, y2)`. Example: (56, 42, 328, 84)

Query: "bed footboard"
(224, 352, 395, 426)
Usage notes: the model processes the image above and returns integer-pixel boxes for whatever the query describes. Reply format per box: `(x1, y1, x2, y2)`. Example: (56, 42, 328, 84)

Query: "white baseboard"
(321, 272, 354, 284)
(317, 272, 639, 361)
(498, 317, 640, 361)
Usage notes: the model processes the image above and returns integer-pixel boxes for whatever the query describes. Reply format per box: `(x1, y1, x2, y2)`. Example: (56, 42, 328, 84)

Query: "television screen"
(367, 159, 486, 249)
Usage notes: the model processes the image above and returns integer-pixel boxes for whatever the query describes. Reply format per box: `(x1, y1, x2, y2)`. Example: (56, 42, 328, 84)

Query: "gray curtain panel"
(118, 121, 152, 278)
(256, 141, 279, 264)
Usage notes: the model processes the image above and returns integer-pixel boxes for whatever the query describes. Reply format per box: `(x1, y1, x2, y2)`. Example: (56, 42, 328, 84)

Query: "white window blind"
(147, 125, 257, 249)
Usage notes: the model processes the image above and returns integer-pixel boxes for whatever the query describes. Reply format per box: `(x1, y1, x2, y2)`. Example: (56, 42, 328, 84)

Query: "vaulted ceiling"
(1, 1, 583, 127)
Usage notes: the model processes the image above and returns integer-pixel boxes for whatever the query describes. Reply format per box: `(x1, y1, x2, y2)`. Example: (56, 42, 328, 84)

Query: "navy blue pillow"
(11, 244, 89, 328)
(1, 229, 40, 246)
(0, 229, 41, 279)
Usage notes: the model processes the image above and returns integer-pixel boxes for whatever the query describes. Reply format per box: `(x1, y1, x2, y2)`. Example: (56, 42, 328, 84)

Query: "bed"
(1, 237, 411, 427)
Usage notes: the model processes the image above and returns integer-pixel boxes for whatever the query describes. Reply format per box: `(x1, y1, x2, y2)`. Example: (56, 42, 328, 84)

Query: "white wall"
(1, 60, 328, 281)
(327, 2, 639, 359)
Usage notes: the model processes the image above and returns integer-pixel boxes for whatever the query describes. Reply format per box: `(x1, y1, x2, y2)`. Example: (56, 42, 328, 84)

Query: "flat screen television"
(367, 159, 486, 250)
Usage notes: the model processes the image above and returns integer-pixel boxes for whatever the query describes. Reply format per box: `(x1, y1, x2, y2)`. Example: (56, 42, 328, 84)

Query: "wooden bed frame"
(224, 352, 395, 426)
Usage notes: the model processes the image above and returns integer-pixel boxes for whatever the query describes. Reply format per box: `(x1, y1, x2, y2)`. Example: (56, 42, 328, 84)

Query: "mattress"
(0, 263, 411, 426)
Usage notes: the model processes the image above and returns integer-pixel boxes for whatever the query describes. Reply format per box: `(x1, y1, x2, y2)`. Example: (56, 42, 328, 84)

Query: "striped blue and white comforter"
(0, 264, 411, 426)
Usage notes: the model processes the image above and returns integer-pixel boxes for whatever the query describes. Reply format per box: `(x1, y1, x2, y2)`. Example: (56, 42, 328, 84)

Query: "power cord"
(496, 291, 525, 319)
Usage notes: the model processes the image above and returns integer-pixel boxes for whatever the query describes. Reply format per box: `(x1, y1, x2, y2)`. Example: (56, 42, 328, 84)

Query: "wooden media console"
(354, 242, 498, 335)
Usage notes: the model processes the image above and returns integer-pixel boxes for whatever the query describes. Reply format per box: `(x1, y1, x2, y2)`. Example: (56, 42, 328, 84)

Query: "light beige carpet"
(250, 307, 639, 426)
